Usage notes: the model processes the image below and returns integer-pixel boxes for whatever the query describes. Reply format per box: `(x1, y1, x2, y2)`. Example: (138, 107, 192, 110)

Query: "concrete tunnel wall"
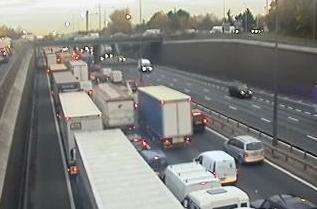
(0, 47, 35, 209)
(138, 40, 317, 101)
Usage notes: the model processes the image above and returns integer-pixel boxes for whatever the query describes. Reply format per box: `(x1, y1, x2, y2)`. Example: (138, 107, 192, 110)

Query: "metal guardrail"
(0, 42, 29, 114)
(193, 102, 317, 174)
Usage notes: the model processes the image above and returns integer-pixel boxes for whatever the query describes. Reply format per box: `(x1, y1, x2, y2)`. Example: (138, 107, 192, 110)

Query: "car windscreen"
(246, 142, 263, 151)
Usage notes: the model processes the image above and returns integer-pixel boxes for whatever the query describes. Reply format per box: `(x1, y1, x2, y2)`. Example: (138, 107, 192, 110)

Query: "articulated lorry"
(58, 91, 103, 164)
(92, 83, 135, 130)
(67, 60, 88, 81)
(138, 85, 193, 148)
(73, 129, 183, 209)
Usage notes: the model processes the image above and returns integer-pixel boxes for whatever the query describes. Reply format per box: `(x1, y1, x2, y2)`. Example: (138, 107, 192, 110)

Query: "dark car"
(228, 82, 253, 99)
(251, 194, 317, 209)
(139, 149, 168, 180)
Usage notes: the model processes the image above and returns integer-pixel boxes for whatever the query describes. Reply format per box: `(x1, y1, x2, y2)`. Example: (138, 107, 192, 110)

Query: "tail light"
(68, 165, 80, 175)
(163, 138, 172, 146)
(202, 118, 208, 124)
(134, 102, 138, 110)
(185, 136, 192, 143)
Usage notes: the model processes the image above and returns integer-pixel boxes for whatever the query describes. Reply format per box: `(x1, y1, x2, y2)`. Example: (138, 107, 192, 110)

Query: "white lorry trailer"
(58, 91, 103, 164)
(110, 70, 123, 83)
(74, 129, 183, 209)
(138, 85, 193, 148)
(52, 71, 81, 102)
(68, 60, 88, 81)
(165, 162, 221, 207)
(92, 83, 135, 130)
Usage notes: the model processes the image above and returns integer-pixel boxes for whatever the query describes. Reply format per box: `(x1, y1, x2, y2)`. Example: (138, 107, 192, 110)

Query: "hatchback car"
(224, 135, 265, 164)
(251, 194, 316, 209)
(228, 82, 253, 99)
(140, 149, 168, 180)
(137, 58, 154, 73)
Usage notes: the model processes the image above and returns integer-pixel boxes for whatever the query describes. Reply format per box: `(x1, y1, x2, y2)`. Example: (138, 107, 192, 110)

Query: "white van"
(194, 151, 237, 185)
(165, 162, 221, 206)
(186, 186, 250, 209)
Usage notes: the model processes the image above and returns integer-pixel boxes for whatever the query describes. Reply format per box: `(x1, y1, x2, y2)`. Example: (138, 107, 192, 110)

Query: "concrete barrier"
(0, 45, 34, 209)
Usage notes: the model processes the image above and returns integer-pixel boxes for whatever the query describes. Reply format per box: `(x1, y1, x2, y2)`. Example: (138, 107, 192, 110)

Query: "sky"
(0, 0, 268, 35)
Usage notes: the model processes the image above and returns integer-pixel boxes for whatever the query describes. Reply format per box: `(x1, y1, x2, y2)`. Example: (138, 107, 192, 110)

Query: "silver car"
(224, 135, 265, 164)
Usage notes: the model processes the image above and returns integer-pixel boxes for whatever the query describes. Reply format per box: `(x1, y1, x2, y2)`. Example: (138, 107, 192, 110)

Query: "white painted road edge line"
(46, 74, 76, 209)
(252, 104, 261, 109)
(229, 105, 237, 110)
(184, 88, 190, 93)
(304, 111, 312, 115)
(307, 135, 317, 141)
(205, 127, 317, 191)
(204, 96, 211, 101)
(288, 116, 299, 122)
(261, 117, 271, 123)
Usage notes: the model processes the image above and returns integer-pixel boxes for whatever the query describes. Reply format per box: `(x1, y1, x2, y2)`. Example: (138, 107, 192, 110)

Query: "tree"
(266, 0, 317, 37)
(235, 8, 256, 32)
(227, 9, 234, 25)
(107, 9, 132, 34)
(166, 9, 191, 32)
(0, 25, 21, 38)
(147, 11, 169, 31)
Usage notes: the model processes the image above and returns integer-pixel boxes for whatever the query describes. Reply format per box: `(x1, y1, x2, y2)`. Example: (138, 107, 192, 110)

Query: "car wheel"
(182, 198, 190, 208)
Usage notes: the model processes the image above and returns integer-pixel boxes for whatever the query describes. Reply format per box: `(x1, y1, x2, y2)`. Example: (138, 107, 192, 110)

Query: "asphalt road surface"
(27, 63, 72, 209)
(119, 64, 317, 155)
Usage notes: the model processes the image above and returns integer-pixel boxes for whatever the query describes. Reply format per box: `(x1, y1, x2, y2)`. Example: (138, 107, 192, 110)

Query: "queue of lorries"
(42, 46, 316, 209)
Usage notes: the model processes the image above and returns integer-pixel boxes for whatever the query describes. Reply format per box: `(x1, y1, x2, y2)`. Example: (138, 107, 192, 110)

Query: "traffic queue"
(41, 46, 316, 209)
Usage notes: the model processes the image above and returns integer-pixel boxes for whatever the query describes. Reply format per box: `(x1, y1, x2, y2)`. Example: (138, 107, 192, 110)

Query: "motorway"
(118, 64, 317, 155)
(26, 55, 72, 208)
(24, 58, 317, 209)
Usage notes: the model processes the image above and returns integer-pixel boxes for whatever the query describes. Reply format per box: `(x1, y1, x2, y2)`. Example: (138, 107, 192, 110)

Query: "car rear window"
(246, 142, 263, 150)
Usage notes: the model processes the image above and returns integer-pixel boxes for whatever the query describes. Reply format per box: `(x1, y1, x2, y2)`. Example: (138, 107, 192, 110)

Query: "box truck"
(164, 162, 221, 206)
(138, 85, 193, 148)
(110, 70, 123, 83)
(58, 91, 103, 164)
(48, 63, 68, 74)
(73, 129, 183, 209)
(92, 83, 135, 130)
(51, 71, 80, 102)
(68, 60, 88, 81)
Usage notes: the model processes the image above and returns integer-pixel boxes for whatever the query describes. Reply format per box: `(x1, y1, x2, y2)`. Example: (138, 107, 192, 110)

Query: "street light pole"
(139, 0, 144, 85)
(272, 0, 279, 147)
(313, 0, 316, 40)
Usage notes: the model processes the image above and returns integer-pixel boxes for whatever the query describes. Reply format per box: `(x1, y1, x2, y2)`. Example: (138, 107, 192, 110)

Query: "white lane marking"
(288, 106, 294, 110)
(295, 109, 302, 112)
(265, 99, 270, 103)
(229, 105, 237, 110)
(204, 96, 211, 101)
(307, 135, 317, 141)
(184, 88, 190, 93)
(261, 117, 271, 123)
(224, 95, 232, 100)
(264, 160, 317, 191)
(280, 104, 286, 108)
(287, 116, 299, 122)
(206, 127, 317, 191)
(304, 111, 312, 115)
(47, 74, 76, 209)
(252, 104, 261, 109)
(203, 88, 209, 92)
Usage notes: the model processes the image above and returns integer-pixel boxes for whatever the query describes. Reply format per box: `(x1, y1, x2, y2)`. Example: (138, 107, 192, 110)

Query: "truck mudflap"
(162, 136, 192, 148)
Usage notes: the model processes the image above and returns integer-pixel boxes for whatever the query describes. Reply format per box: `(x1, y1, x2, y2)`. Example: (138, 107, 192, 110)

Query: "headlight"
(240, 91, 245, 95)
(122, 57, 126, 61)
(142, 66, 146, 71)
(248, 90, 252, 94)
(105, 54, 109, 58)
(148, 67, 153, 71)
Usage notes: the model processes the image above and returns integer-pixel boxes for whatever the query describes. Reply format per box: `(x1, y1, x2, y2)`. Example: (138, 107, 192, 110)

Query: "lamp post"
(272, 0, 279, 147)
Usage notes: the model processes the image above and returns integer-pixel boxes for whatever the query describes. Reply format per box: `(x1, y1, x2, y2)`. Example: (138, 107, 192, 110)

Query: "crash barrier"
(193, 102, 317, 185)
(0, 44, 34, 209)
